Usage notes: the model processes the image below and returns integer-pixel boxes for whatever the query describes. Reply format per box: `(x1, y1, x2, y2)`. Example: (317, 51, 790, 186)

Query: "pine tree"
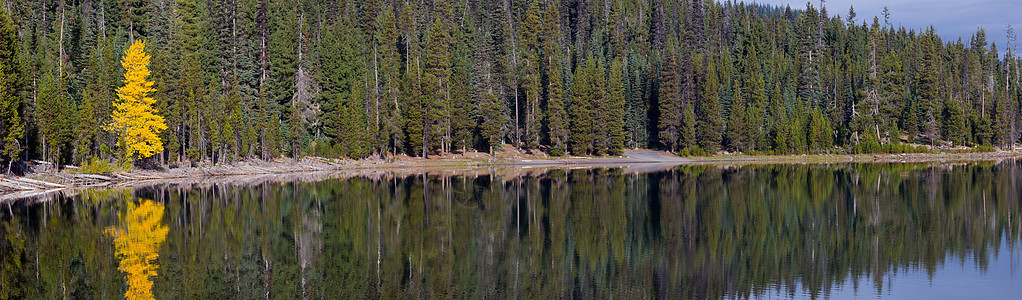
(771, 84, 789, 152)
(879, 51, 906, 139)
(404, 57, 424, 156)
(376, 5, 403, 155)
(0, 7, 22, 171)
(808, 108, 834, 150)
(681, 104, 698, 150)
(479, 92, 505, 154)
(320, 14, 364, 153)
(903, 98, 920, 141)
(521, 0, 543, 150)
(590, 57, 608, 155)
(36, 74, 73, 165)
(917, 27, 942, 144)
(105, 40, 168, 160)
(786, 101, 808, 152)
(569, 57, 598, 155)
(546, 63, 569, 156)
(943, 99, 966, 146)
(697, 56, 722, 152)
(268, 1, 300, 152)
(543, 0, 568, 156)
(449, 22, 476, 153)
(658, 49, 682, 151)
(993, 91, 1010, 146)
(338, 83, 368, 158)
(725, 82, 746, 152)
(745, 44, 769, 151)
(796, 3, 823, 108)
(607, 59, 626, 155)
(424, 17, 451, 155)
(624, 52, 650, 149)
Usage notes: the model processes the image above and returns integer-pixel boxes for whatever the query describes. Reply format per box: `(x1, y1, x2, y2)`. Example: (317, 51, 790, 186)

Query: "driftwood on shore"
(0, 156, 484, 203)
(2, 150, 1019, 205)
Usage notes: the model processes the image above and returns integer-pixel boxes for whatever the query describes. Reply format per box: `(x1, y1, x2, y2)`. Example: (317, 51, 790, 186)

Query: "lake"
(2, 162, 1022, 299)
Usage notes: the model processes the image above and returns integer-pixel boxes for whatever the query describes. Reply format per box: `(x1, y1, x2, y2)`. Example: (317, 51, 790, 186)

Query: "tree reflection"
(2, 162, 1021, 299)
(105, 199, 169, 300)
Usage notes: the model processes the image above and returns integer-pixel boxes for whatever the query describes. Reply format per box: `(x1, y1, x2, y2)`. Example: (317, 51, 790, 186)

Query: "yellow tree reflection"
(105, 199, 169, 300)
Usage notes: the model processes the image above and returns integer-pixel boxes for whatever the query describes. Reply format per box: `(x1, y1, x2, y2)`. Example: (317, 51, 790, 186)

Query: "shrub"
(962, 145, 996, 153)
(678, 147, 708, 157)
(77, 157, 118, 174)
(854, 142, 935, 154)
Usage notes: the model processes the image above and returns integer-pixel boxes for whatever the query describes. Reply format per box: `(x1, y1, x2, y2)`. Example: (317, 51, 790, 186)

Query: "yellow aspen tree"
(105, 40, 167, 159)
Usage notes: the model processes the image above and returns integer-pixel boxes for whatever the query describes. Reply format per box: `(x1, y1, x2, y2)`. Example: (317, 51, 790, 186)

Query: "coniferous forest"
(0, 0, 1020, 168)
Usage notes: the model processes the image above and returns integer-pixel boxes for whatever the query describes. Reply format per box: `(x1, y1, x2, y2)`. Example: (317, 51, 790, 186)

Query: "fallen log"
(110, 172, 135, 180)
(0, 188, 66, 203)
(0, 178, 41, 190)
(71, 174, 113, 181)
(17, 177, 67, 188)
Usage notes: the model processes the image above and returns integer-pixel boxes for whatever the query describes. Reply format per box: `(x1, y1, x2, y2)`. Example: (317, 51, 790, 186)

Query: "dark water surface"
(2, 162, 1022, 299)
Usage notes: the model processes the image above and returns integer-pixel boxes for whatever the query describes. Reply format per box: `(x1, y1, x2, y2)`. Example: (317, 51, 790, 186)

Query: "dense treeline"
(0, 0, 1020, 167)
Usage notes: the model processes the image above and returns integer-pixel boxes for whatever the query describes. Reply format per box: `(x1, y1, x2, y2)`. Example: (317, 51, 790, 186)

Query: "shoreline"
(2, 149, 1020, 202)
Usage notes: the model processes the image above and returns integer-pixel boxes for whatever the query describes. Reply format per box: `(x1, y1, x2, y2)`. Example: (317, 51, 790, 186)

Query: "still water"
(2, 162, 1022, 299)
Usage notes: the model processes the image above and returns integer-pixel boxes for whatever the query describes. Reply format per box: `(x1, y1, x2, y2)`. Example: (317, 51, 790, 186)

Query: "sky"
(749, 0, 1022, 56)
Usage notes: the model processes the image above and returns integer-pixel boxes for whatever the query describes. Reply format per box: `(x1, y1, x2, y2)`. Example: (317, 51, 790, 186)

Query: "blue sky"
(750, 0, 1021, 57)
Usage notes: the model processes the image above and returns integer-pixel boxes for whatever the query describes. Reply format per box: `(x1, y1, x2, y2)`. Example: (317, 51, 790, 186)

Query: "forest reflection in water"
(1, 162, 1022, 299)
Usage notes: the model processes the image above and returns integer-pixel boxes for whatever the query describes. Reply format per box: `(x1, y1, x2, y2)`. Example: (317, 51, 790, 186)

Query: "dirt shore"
(2, 149, 1020, 202)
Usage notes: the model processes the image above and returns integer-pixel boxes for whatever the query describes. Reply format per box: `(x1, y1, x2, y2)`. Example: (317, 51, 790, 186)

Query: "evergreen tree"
(403, 57, 424, 156)
(268, 1, 299, 151)
(770, 84, 788, 152)
(376, 5, 403, 155)
(725, 82, 746, 152)
(0, 7, 22, 171)
(36, 74, 74, 165)
(993, 91, 1010, 146)
(338, 83, 368, 158)
(658, 49, 682, 151)
(681, 104, 698, 150)
(479, 92, 505, 154)
(808, 108, 834, 150)
(917, 27, 942, 144)
(569, 57, 598, 155)
(697, 56, 722, 152)
(521, 0, 543, 150)
(903, 98, 920, 141)
(320, 14, 364, 156)
(423, 17, 451, 155)
(543, 0, 568, 156)
(796, 3, 823, 107)
(745, 44, 769, 151)
(546, 65, 569, 156)
(449, 22, 476, 153)
(607, 59, 626, 155)
(590, 56, 609, 155)
(943, 99, 966, 146)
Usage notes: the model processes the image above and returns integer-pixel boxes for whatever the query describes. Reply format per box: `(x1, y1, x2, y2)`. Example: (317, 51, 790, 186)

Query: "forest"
(0, 0, 1019, 168)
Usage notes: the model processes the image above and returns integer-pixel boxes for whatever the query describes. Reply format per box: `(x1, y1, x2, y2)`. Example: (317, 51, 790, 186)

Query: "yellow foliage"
(105, 199, 169, 300)
(105, 40, 167, 159)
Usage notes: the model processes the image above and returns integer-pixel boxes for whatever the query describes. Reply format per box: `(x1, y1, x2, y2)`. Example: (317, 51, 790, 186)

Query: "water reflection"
(0, 162, 1020, 299)
(105, 199, 168, 300)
